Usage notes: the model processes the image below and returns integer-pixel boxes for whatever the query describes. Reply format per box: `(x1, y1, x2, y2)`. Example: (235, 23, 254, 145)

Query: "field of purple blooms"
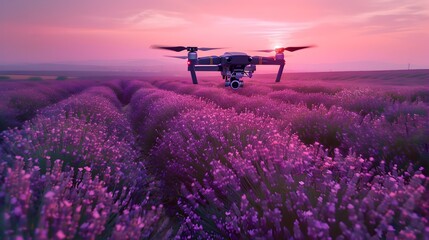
(1, 71, 428, 239)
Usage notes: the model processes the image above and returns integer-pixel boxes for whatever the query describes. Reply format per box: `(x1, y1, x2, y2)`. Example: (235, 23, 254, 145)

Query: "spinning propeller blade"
(165, 55, 188, 59)
(151, 45, 187, 52)
(254, 50, 273, 53)
(198, 47, 224, 51)
(284, 46, 314, 52)
(254, 45, 315, 53)
(151, 45, 224, 52)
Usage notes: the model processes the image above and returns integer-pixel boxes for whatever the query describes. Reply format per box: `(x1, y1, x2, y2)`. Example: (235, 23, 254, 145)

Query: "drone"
(152, 45, 313, 89)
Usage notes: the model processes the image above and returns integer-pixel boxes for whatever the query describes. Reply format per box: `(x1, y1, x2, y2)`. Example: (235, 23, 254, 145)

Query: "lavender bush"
(2, 87, 142, 191)
(122, 80, 155, 105)
(129, 89, 211, 152)
(269, 90, 336, 109)
(0, 81, 169, 239)
(150, 107, 279, 184)
(150, 104, 429, 238)
(178, 143, 429, 239)
(0, 156, 166, 239)
(175, 83, 429, 173)
(0, 80, 96, 131)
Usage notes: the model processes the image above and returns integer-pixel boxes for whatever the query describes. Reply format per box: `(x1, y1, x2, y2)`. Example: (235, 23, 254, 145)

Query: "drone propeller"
(198, 47, 224, 51)
(152, 45, 224, 52)
(255, 45, 315, 53)
(153, 45, 187, 52)
(255, 50, 273, 53)
(165, 55, 188, 59)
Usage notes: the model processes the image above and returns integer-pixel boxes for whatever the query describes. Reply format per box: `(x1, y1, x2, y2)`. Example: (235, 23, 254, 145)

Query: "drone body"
(153, 45, 312, 89)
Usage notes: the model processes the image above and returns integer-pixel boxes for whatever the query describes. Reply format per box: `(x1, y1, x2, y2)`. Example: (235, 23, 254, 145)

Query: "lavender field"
(0, 70, 428, 239)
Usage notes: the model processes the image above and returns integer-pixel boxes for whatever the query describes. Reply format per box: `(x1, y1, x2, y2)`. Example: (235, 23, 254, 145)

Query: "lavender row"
(0, 85, 170, 239)
(0, 80, 99, 131)
(0, 156, 168, 239)
(149, 81, 429, 173)
(128, 86, 213, 153)
(150, 105, 429, 238)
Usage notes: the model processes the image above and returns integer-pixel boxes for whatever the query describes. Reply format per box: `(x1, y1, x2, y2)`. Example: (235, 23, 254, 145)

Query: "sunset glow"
(1, 0, 428, 71)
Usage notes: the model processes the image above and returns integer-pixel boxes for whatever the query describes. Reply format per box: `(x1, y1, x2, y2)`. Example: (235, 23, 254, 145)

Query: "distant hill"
(0, 63, 145, 72)
(254, 69, 429, 87)
(0, 59, 183, 73)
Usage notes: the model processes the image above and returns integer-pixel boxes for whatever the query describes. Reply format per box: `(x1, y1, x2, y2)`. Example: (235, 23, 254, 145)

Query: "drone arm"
(251, 56, 285, 82)
(194, 66, 221, 71)
(197, 56, 221, 65)
(251, 56, 284, 65)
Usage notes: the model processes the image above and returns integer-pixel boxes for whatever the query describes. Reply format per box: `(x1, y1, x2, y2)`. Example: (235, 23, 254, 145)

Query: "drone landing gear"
(190, 65, 198, 84)
(275, 64, 285, 83)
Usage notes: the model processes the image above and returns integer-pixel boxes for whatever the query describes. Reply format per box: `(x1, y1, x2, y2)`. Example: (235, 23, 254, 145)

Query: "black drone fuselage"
(187, 51, 286, 89)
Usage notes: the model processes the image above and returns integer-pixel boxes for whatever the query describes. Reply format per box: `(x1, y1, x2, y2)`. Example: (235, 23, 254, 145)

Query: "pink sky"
(1, 0, 428, 71)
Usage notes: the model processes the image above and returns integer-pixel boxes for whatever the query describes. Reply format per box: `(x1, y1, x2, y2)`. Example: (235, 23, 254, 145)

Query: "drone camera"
(230, 80, 243, 89)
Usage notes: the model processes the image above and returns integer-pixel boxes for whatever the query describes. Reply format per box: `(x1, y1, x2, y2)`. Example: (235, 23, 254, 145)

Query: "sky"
(1, 0, 429, 72)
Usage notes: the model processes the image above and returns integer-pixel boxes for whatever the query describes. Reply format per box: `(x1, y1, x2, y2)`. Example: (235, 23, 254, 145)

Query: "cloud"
(348, 3, 429, 34)
(214, 17, 314, 45)
(124, 10, 190, 30)
(290, 1, 429, 37)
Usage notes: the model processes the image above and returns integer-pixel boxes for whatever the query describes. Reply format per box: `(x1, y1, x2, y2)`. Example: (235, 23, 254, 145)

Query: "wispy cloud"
(124, 10, 190, 30)
(214, 17, 314, 46)
(291, 2, 429, 37)
(349, 3, 429, 34)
